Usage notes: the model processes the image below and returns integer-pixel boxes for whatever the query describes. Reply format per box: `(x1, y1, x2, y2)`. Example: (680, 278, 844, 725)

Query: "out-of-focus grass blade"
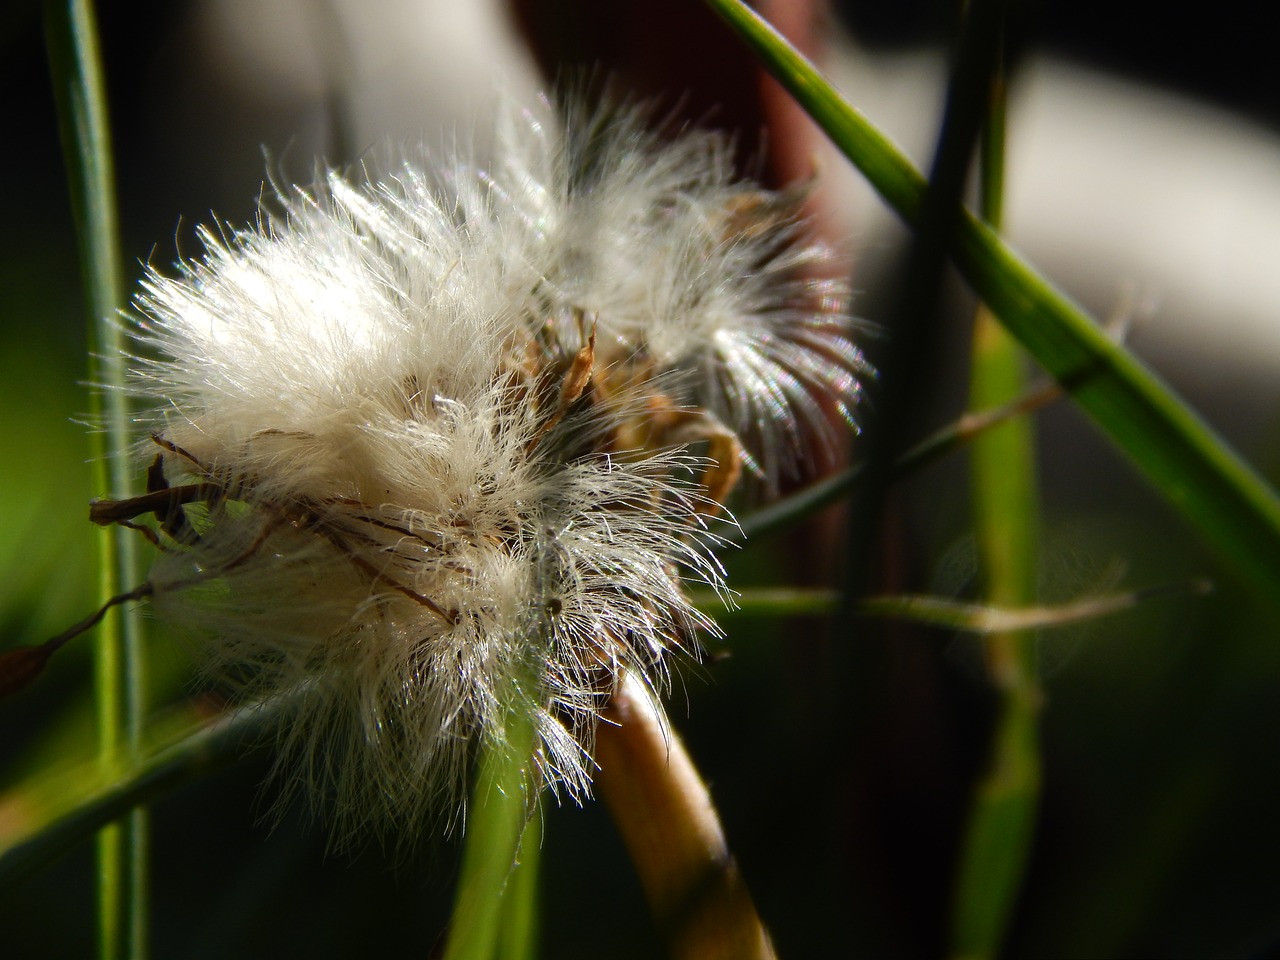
(697, 587, 842, 618)
(689, 582, 1207, 630)
(734, 380, 1060, 544)
(854, 581, 1209, 633)
(42, 0, 148, 955)
(0, 701, 274, 888)
(952, 10, 1043, 955)
(703, 0, 1280, 610)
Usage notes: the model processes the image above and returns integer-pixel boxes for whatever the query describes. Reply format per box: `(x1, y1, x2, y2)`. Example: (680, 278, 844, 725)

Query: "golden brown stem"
(594, 672, 776, 960)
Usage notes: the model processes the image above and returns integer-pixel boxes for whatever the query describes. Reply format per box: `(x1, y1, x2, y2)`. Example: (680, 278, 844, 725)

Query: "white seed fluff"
(480, 99, 872, 487)
(120, 94, 868, 845)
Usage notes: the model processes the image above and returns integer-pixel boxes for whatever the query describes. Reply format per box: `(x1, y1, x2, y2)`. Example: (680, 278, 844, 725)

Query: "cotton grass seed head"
(83, 92, 870, 845)
(482, 96, 873, 489)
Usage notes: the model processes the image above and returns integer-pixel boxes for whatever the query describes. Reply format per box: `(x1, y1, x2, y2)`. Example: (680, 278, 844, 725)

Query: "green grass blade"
(703, 0, 1280, 609)
(734, 381, 1059, 544)
(41, 1, 147, 954)
(951, 11, 1044, 956)
(948, 708, 1040, 960)
(0, 701, 277, 888)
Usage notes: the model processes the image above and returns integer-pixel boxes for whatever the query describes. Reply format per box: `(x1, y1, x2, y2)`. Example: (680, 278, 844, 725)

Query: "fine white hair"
(123, 92, 867, 845)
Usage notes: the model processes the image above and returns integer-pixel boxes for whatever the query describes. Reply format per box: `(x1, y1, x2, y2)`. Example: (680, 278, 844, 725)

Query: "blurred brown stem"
(594, 672, 776, 960)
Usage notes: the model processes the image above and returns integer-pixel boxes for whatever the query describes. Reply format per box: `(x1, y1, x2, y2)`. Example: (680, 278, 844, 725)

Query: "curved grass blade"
(703, 0, 1280, 610)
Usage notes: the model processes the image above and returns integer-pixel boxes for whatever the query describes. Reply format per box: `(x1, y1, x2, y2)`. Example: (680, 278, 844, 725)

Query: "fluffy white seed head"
(479, 97, 873, 488)
(119, 92, 866, 845)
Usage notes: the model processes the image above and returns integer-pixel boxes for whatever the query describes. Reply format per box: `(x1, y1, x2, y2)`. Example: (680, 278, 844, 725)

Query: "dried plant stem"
(594, 672, 775, 960)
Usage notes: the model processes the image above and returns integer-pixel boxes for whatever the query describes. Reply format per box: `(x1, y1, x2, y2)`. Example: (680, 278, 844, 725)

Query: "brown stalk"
(594, 671, 776, 960)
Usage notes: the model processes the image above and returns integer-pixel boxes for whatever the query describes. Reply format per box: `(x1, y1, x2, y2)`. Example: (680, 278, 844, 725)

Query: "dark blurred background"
(3, 1, 1280, 957)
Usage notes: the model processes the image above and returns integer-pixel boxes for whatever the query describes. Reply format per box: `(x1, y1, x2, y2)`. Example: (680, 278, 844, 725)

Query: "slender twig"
(691, 580, 1209, 632)
(0, 583, 153, 698)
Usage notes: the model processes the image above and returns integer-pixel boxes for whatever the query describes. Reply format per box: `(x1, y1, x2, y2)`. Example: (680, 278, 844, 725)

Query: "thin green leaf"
(734, 380, 1060, 544)
(703, 0, 1280, 609)
(0, 702, 276, 889)
(689, 582, 1207, 632)
(42, 0, 148, 955)
(951, 10, 1043, 954)
(692, 587, 841, 617)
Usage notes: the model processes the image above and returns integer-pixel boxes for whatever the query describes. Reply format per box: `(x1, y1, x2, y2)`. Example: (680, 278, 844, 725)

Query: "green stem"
(951, 10, 1043, 956)
(703, 0, 1280, 611)
(496, 802, 542, 960)
(689, 580, 1205, 630)
(443, 700, 540, 960)
(41, 1, 147, 956)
